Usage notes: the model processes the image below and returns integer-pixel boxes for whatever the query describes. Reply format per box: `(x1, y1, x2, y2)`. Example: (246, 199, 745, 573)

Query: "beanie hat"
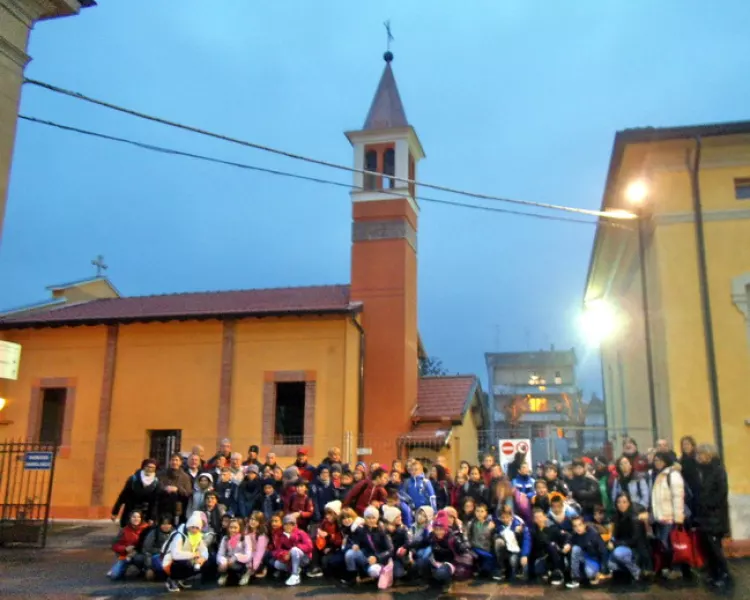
(186, 512, 203, 530)
(382, 505, 401, 524)
(197, 472, 213, 484)
(247, 464, 260, 475)
(318, 464, 331, 474)
(331, 463, 343, 474)
(283, 466, 300, 484)
(433, 513, 450, 529)
(249, 445, 259, 453)
(355, 461, 367, 472)
(283, 514, 297, 525)
(363, 506, 379, 520)
(325, 500, 342, 516)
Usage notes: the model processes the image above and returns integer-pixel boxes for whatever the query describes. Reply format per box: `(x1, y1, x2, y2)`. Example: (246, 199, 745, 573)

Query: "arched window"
(383, 148, 395, 189)
(364, 150, 378, 190)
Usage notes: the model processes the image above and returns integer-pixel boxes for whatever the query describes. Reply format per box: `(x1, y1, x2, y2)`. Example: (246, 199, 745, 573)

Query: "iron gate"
(0, 440, 58, 548)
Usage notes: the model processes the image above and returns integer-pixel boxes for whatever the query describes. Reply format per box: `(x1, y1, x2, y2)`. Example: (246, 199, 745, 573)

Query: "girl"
(162, 512, 209, 593)
(464, 466, 488, 505)
(417, 512, 473, 586)
(316, 501, 344, 576)
(109, 510, 148, 580)
(245, 511, 270, 578)
(141, 514, 174, 581)
(266, 512, 285, 574)
(457, 461, 471, 479)
(430, 465, 451, 511)
(679, 436, 700, 517)
(491, 477, 532, 526)
(459, 495, 476, 524)
(451, 474, 468, 510)
(216, 518, 252, 586)
(611, 456, 650, 512)
(650, 451, 685, 579)
(607, 493, 650, 582)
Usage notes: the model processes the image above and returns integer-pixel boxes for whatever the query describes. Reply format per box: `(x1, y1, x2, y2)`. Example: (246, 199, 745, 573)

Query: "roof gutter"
(349, 315, 366, 454)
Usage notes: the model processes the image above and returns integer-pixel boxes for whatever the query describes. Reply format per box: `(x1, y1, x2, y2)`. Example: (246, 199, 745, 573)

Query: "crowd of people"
(108, 435, 731, 593)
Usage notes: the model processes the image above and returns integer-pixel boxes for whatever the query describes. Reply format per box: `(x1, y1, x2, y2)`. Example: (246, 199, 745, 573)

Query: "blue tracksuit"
(402, 475, 436, 512)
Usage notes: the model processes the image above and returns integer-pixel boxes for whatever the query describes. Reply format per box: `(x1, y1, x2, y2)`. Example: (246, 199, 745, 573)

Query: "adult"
(263, 452, 278, 473)
(228, 452, 246, 484)
(611, 456, 650, 512)
(607, 492, 651, 580)
(656, 439, 678, 464)
(403, 461, 437, 512)
(318, 447, 343, 471)
(343, 467, 389, 515)
(158, 453, 193, 524)
(294, 448, 317, 483)
(694, 443, 730, 588)
(111, 458, 160, 527)
(243, 445, 263, 469)
(650, 451, 685, 579)
(678, 436, 700, 516)
(621, 438, 649, 474)
(183, 453, 202, 487)
(190, 445, 206, 470)
(567, 458, 601, 518)
(208, 438, 232, 469)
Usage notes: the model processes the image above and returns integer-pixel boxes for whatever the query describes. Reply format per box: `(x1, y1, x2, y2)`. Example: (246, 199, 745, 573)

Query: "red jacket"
(285, 493, 314, 530)
(316, 519, 343, 551)
(344, 480, 388, 516)
(269, 526, 284, 552)
(271, 527, 313, 561)
(294, 460, 317, 483)
(112, 523, 148, 557)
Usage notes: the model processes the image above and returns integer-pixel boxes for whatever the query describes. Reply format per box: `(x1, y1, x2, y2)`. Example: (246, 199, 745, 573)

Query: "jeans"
(274, 547, 310, 576)
(321, 550, 345, 575)
(148, 554, 164, 574)
(608, 546, 641, 578)
(110, 555, 145, 580)
(344, 549, 369, 573)
(473, 548, 495, 575)
(571, 546, 600, 581)
(431, 562, 455, 583)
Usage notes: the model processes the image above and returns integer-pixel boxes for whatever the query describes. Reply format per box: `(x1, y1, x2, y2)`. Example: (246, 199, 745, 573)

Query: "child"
(343, 506, 393, 583)
(383, 505, 410, 580)
(186, 473, 213, 519)
(315, 500, 344, 577)
(216, 518, 252, 586)
(548, 493, 577, 533)
(311, 465, 338, 524)
(416, 511, 473, 586)
(339, 468, 354, 497)
(512, 462, 536, 500)
(532, 479, 551, 513)
(464, 466, 489, 505)
(567, 515, 607, 588)
(202, 491, 225, 552)
(141, 514, 174, 581)
(260, 479, 284, 522)
(592, 505, 613, 544)
(407, 505, 434, 565)
(110, 510, 148, 580)
(451, 474, 468, 510)
(529, 506, 568, 585)
(162, 512, 209, 593)
(214, 467, 238, 516)
(245, 511, 270, 579)
(266, 512, 285, 573)
(494, 506, 531, 581)
(444, 506, 464, 538)
(568, 459, 602, 520)
(270, 514, 314, 586)
(466, 503, 496, 577)
(237, 465, 263, 518)
(339, 506, 365, 565)
(386, 488, 413, 528)
(543, 463, 570, 498)
(285, 479, 315, 532)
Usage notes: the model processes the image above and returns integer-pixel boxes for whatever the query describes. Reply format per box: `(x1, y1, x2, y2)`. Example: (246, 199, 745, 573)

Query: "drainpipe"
(350, 315, 365, 457)
(688, 137, 724, 459)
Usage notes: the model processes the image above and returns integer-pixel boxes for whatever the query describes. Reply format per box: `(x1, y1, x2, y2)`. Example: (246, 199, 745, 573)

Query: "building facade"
(584, 120, 750, 542)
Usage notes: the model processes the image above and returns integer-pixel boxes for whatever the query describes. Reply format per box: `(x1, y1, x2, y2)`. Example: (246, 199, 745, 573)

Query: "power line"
(23, 78, 635, 222)
(19, 114, 631, 229)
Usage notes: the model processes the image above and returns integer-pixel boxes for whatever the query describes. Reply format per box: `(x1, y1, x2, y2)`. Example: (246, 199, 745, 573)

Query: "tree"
(419, 355, 448, 377)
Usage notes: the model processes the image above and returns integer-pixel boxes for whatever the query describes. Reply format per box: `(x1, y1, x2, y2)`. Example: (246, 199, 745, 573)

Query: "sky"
(2, 1, 750, 399)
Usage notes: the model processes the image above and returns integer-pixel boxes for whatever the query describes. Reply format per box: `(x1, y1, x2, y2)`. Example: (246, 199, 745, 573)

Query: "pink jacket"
(217, 534, 252, 568)
(270, 527, 313, 562)
(247, 531, 269, 572)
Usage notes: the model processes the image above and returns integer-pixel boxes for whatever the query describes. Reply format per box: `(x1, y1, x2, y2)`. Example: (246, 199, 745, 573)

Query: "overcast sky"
(2, 1, 749, 397)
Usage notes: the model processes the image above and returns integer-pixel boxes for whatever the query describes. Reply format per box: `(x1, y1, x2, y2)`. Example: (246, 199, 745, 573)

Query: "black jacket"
(463, 480, 488, 505)
(570, 526, 606, 562)
(695, 459, 729, 536)
(612, 510, 651, 568)
(351, 523, 393, 564)
(531, 519, 570, 553)
(568, 476, 601, 515)
(237, 477, 263, 518)
(111, 473, 160, 527)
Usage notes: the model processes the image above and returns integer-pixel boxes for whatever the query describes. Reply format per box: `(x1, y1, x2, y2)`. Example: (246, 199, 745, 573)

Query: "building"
(0, 0, 95, 248)
(0, 51, 485, 519)
(584, 120, 750, 543)
(485, 348, 584, 461)
(582, 394, 607, 455)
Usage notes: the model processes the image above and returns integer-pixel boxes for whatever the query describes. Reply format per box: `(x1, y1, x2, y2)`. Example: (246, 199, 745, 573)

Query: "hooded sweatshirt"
(408, 506, 434, 549)
(163, 513, 209, 569)
(403, 473, 437, 512)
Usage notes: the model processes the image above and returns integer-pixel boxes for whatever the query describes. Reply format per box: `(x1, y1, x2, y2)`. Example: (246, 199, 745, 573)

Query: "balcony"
(492, 384, 577, 396)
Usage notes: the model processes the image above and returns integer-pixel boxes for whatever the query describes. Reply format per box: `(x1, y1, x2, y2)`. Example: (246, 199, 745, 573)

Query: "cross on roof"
(92, 255, 108, 277)
(384, 20, 394, 52)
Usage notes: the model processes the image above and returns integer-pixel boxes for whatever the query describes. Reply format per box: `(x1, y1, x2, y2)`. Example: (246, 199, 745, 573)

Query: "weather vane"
(384, 20, 394, 53)
(92, 254, 108, 277)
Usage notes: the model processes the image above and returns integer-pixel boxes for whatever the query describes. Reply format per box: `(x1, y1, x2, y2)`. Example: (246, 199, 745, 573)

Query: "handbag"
(670, 526, 693, 566)
(377, 559, 394, 589)
(690, 529, 705, 569)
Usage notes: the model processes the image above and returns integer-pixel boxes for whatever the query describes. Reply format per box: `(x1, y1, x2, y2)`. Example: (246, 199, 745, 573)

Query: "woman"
(607, 493, 651, 581)
(611, 456, 650, 512)
(679, 436, 700, 516)
(429, 465, 452, 511)
(650, 451, 685, 579)
(111, 458, 160, 527)
(694, 444, 730, 588)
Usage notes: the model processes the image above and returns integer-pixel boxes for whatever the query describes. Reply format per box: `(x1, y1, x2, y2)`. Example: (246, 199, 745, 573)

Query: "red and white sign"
(498, 438, 533, 471)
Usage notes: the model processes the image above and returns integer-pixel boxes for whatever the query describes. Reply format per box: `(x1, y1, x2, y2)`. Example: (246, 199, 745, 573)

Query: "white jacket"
(651, 467, 685, 525)
(216, 534, 252, 567)
(162, 514, 209, 569)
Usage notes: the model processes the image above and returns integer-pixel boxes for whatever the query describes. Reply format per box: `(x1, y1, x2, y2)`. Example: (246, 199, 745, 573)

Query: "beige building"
(0, 0, 94, 247)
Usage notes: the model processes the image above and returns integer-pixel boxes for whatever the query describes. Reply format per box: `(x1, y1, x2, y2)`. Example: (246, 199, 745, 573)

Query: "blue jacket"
(496, 515, 531, 557)
(398, 500, 414, 528)
(213, 480, 238, 516)
(402, 475, 436, 512)
(310, 478, 339, 522)
(512, 474, 536, 499)
(570, 525, 607, 563)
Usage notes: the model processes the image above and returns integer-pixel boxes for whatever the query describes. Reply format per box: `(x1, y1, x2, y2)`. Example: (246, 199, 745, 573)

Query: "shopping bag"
(690, 529, 705, 569)
(670, 526, 693, 566)
(377, 559, 394, 589)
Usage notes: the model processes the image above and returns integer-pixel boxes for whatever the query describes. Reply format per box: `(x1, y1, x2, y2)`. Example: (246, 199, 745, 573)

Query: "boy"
(214, 467, 238, 516)
(532, 479, 551, 513)
(260, 479, 284, 522)
(543, 463, 570, 497)
(271, 514, 314, 586)
(567, 515, 607, 589)
(202, 492, 225, 553)
(567, 459, 602, 520)
(187, 473, 213, 519)
(386, 488, 413, 528)
(512, 462, 536, 500)
(529, 506, 568, 586)
(548, 493, 576, 533)
(339, 467, 354, 498)
(285, 479, 315, 532)
(237, 465, 263, 518)
(311, 465, 338, 523)
(466, 503, 496, 577)
(494, 506, 531, 582)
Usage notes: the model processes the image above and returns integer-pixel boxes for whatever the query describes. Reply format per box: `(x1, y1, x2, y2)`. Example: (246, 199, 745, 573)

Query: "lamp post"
(625, 180, 659, 445)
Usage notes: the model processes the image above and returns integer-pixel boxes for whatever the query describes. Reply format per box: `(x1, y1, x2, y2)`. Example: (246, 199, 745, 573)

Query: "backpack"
(667, 470, 693, 520)
(160, 527, 185, 558)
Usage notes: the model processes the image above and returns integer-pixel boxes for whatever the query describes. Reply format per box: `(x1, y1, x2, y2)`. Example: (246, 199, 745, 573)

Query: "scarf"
(187, 530, 202, 552)
(227, 533, 242, 550)
(140, 470, 156, 487)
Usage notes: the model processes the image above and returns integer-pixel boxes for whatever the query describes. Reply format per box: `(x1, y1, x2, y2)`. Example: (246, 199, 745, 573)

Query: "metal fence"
(0, 440, 58, 548)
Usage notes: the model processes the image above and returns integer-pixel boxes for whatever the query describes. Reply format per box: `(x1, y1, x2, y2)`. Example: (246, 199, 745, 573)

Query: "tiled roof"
(363, 62, 408, 130)
(0, 284, 354, 329)
(415, 375, 479, 421)
(400, 422, 452, 446)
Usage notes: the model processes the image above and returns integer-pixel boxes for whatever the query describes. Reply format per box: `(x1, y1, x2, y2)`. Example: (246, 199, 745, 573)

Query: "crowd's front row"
(108, 467, 709, 593)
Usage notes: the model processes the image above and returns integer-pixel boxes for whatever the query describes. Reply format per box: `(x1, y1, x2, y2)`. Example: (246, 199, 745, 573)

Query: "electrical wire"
(23, 78, 635, 222)
(19, 114, 631, 229)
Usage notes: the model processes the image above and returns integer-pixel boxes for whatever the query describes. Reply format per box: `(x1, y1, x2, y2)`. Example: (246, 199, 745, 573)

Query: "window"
(735, 178, 750, 200)
(149, 429, 181, 469)
(274, 382, 306, 445)
(528, 397, 548, 412)
(364, 150, 378, 190)
(383, 148, 395, 189)
(38, 388, 66, 444)
(554, 370, 563, 385)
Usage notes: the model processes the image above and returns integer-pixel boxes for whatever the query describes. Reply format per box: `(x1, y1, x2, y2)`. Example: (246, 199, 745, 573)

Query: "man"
(295, 448, 317, 483)
(567, 459, 601, 519)
(244, 445, 263, 469)
(318, 447, 342, 471)
(208, 439, 232, 469)
(158, 453, 192, 524)
(656, 439, 678, 464)
(343, 468, 389, 516)
(228, 452, 246, 485)
(263, 452, 278, 473)
(183, 453, 203, 488)
(190, 445, 206, 470)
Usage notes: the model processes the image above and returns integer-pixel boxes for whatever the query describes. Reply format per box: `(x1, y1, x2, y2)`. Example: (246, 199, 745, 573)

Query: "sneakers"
(165, 578, 180, 593)
(217, 574, 228, 587)
(566, 580, 580, 589)
(491, 570, 505, 582)
(307, 566, 323, 578)
(550, 570, 564, 586)
(177, 579, 193, 589)
(239, 571, 251, 586)
(286, 573, 301, 586)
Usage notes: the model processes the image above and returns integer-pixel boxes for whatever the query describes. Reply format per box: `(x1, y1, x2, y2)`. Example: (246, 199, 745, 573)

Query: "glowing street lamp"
(625, 179, 649, 205)
(580, 299, 620, 346)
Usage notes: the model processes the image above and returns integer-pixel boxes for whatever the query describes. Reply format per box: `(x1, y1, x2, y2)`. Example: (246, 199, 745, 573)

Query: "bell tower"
(346, 51, 425, 461)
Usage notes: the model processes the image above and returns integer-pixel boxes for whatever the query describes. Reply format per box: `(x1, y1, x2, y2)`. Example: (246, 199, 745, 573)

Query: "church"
(0, 53, 487, 519)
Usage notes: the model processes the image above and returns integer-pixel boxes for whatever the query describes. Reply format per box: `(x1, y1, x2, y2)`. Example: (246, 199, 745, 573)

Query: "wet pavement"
(0, 523, 746, 599)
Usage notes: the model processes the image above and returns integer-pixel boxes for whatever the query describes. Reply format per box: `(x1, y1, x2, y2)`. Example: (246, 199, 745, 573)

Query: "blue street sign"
(24, 451, 54, 471)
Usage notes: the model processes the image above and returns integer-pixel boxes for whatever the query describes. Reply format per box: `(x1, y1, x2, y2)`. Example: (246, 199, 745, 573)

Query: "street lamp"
(625, 179, 659, 445)
(580, 299, 620, 347)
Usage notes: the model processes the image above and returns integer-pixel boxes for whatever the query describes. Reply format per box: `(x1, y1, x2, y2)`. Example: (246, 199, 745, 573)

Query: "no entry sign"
(498, 438, 533, 471)
(501, 441, 515, 456)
